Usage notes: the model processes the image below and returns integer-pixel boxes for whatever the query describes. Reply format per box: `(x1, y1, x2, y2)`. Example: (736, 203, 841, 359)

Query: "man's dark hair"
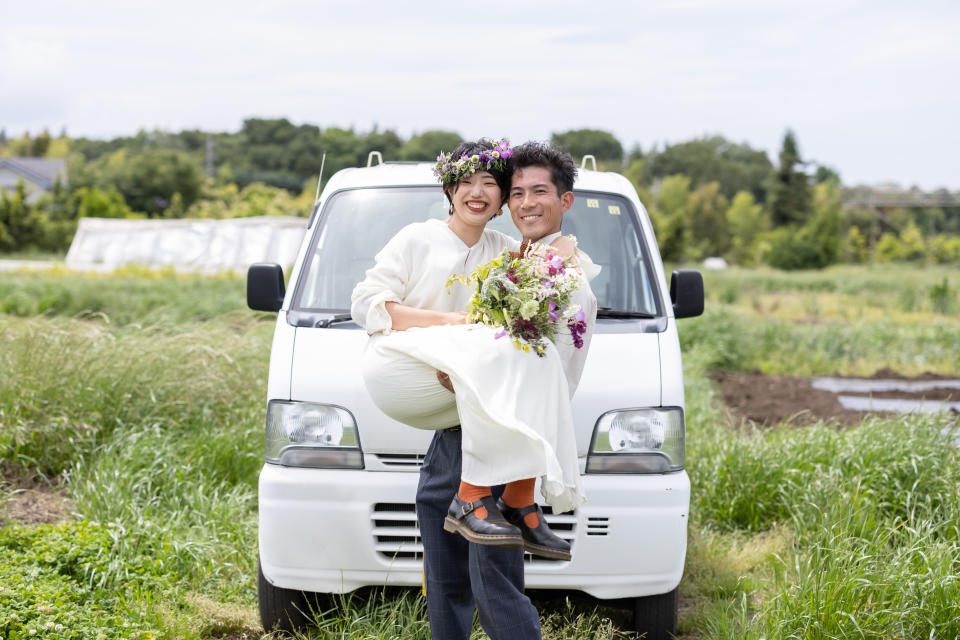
(510, 141, 578, 195)
(441, 139, 513, 209)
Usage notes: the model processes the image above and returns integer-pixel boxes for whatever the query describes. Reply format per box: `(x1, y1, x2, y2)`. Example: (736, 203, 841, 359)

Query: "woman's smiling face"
(450, 171, 502, 227)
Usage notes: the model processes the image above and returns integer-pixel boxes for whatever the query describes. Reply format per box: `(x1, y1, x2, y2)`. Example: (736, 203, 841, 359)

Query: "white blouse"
(351, 218, 516, 335)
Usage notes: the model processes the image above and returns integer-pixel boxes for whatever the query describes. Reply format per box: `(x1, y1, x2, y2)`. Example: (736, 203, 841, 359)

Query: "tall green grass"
(0, 315, 270, 479)
(692, 414, 960, 533)
(0, 269, 250, 325)
(701, 263, 959, 300)
(679, 307, 960, 375)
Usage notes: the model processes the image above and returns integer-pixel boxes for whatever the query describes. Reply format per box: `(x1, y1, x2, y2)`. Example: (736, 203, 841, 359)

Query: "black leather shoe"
(443, 495, 523, 547)
(497, 499, 572, 561)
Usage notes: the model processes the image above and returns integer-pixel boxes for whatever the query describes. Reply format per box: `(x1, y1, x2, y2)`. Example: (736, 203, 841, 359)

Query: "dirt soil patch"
(710, 370, 960, 428)
(0, 461, 75, 526)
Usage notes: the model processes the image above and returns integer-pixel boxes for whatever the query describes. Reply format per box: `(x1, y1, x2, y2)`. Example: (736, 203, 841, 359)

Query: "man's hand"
(436, 370, 455, 394)
(549, 236, 582, 272)
(549, 236, 576, 259)
(385, 303, 468, 330)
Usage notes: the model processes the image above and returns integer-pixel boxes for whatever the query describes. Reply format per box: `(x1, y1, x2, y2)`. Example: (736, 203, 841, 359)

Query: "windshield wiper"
(315, 312, 354, 328)
(596, 309, 657, 319)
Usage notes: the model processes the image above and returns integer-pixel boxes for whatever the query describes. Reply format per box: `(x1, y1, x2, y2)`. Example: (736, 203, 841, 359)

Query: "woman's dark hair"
(510, 141, 578, 195)
(442, 139, 513, 211)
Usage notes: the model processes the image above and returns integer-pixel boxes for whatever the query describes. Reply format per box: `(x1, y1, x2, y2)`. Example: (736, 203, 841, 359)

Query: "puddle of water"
(813, 377, 960, 393)
(837, 395, 960, 413)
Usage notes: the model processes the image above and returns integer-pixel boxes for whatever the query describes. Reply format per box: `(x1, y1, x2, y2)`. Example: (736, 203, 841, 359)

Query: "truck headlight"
(265, 401, 363, 469)
(586, 407, 685, 474)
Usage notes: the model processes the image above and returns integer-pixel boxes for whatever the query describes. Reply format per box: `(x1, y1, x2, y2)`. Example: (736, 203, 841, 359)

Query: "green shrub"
(875, 231, 903, 262)
(929, 277, 955, 314)
(764, 218, 839, 271)
(899, 221, 927, 261)
(73, 186, 133, 219)
(930, 234, 960, 263)
(0, 289, 39, 315)
(842, 225, 869, 263)
(725, 191, 769, 266)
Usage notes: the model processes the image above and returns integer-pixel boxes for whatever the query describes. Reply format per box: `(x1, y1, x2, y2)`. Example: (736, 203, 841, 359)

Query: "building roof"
(0, 157, 67, 188)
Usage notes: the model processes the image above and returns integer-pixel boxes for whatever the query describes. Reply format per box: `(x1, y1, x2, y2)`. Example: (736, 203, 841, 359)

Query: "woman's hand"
(444, 311, 468, 325)
(436, 370, 455, 394)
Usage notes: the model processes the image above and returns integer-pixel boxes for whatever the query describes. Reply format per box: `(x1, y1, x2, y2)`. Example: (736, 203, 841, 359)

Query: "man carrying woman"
(351, 140, 596, 640)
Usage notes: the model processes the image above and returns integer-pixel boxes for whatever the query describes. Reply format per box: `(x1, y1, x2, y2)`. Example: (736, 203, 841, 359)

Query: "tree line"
(1, 121, 958, 267)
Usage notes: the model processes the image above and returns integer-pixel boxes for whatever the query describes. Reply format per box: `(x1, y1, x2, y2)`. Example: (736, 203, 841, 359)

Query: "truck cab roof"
(321, 162, 641, 203)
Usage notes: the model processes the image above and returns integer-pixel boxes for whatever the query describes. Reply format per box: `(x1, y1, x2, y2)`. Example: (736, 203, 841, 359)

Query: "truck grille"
(371, 502, 578, 563)
(586, 516, 610, 536)
(371, 503, 421, 560)
(371, 453, 425, 468)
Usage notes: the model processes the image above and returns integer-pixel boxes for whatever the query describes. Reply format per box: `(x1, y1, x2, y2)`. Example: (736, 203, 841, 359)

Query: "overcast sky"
(3, 0, 958, 189)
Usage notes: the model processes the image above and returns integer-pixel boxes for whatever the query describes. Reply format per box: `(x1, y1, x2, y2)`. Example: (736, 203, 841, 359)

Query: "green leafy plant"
(929, 277, 954, 314)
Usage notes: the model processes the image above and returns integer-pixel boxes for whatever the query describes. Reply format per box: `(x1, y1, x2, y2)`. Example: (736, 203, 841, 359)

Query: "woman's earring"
(449, 204, 455, 215)
(495, 208, 503, 217)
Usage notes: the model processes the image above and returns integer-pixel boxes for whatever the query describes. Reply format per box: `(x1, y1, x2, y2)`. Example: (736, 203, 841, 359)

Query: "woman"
(351, 139, 584, 559)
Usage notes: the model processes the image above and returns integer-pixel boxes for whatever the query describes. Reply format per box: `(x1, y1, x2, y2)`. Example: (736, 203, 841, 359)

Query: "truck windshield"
(294, 186, 661, 316)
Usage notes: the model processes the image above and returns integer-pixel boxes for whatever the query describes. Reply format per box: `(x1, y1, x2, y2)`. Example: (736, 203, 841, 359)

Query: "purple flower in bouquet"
(567, 308, 587, 349)
(548, 300, 559, 320)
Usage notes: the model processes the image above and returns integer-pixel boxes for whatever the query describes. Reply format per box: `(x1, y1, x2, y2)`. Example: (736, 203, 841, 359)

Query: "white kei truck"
(247, 155, 704, 639)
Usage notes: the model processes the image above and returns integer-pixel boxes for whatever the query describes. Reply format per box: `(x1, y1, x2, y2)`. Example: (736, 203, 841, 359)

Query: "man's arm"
(553, 276, 598, 398)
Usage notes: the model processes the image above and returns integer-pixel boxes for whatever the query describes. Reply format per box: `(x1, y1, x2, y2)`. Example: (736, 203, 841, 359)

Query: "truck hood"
(289, 325, 662, 457)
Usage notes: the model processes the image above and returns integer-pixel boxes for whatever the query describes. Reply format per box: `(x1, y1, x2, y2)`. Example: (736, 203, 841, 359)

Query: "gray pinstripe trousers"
(415, 428, 541, 640)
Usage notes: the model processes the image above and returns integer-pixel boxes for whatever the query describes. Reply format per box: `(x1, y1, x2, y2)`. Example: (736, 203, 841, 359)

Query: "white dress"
(351, 218, 594, 513)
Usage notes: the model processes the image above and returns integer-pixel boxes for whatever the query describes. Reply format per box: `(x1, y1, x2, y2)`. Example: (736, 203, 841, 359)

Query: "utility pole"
(205, 135, 214, 179)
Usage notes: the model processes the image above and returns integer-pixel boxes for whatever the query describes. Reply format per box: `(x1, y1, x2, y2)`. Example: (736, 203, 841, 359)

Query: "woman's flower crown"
(433, 139, 514, 184)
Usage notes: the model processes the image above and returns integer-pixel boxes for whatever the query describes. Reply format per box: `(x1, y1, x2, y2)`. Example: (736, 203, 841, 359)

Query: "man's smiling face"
(508, 166, 574, 241)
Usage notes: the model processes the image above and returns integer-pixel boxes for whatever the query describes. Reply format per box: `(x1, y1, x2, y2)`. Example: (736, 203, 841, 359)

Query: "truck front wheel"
(630, 587, 678, 640)
(257, 557, 332, 635)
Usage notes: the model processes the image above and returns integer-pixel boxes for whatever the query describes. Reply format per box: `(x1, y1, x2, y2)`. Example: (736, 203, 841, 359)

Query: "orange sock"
(502, 478, 540, 528)
(457, 482, 491, 519)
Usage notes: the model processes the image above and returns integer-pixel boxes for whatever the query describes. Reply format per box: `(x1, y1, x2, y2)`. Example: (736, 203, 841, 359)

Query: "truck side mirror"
(670, 269, 704, 319)
(248, 263, 286, 312)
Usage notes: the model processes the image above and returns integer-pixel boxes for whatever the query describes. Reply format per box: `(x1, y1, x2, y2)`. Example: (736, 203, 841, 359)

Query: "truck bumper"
(258, 463, 689, 600)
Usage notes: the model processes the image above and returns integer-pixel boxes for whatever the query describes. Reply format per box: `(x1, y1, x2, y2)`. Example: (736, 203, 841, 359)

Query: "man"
(415, 141, 598, 640)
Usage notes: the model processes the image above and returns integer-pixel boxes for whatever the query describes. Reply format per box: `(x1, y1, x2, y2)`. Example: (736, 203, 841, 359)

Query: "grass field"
(1, 264, 958, 639)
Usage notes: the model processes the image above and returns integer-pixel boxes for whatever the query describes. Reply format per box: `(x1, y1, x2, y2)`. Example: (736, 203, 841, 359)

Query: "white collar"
(533, 231, 562, 245)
